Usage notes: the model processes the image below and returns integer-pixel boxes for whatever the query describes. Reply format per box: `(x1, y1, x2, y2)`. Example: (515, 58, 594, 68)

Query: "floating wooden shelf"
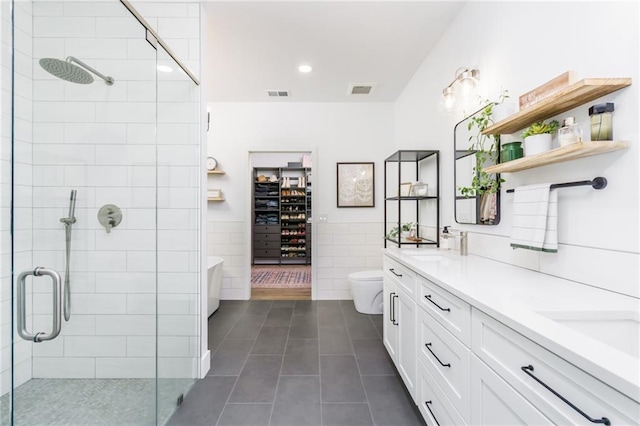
(482, 78, 632, 135)
(483, 141, 628, 174)
(208, 170, 225, 175)
(207, 197, 225, 202)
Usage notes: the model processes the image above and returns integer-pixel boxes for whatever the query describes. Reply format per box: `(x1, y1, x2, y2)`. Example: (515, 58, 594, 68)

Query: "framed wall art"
(336, 162, 375, 208)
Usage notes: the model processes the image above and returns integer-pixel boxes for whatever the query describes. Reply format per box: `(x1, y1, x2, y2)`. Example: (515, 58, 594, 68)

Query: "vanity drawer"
(418, 307, 471, 422)
(383, 256, 416, 297)
(418, 276, 471, 346)
(417, 357, 467, 425)
(472, 308, 639, 425)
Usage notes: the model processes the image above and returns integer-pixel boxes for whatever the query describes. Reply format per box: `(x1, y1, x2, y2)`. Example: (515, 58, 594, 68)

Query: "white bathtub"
(207, 256, 224, 317)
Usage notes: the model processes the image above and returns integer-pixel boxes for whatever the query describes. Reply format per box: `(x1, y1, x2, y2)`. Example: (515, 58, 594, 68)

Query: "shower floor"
(1, 378, 194, 426)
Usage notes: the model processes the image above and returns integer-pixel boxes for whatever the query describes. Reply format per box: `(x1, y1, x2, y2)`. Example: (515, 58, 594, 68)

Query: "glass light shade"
(440, 87, 456, 110)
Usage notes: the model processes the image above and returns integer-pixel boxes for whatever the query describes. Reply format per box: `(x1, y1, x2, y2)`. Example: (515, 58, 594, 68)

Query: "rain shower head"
(39, 56, 114, 85)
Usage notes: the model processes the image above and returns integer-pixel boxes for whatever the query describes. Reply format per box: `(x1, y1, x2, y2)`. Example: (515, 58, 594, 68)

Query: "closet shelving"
(252, 167, 312, 265)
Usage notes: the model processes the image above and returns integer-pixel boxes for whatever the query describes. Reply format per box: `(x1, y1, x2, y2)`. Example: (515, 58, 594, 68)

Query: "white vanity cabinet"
(382, 251, 640, 426)
(470, 353, 552, 425)
(472, 309, 639, 426)
(383, 257, 417, 401)
(382, 273, 398, 362)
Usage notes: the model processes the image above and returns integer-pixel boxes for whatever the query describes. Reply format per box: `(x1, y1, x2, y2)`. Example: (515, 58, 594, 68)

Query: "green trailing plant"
(521, 120, 560, 139)
(458, 91, 508, 198)
(386, 222, 415, 239)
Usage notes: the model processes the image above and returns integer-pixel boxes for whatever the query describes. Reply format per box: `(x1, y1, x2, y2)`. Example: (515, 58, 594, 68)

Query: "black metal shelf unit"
(384, 150, 440, 248)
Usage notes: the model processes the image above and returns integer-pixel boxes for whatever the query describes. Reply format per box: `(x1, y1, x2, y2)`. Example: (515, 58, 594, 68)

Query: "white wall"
(395, 1, 639, 297)
(207, 102, 394, 299)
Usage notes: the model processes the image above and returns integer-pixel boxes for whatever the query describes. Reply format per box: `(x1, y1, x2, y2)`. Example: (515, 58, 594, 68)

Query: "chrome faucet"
(441, 227, 468, 256)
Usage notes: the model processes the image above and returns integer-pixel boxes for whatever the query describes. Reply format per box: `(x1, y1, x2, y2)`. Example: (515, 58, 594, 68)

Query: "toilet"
(349, 270, 384, 314)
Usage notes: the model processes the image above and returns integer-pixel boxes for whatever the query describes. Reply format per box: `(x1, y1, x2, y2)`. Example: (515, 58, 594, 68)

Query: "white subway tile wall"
(208, 221, 384, 300)
(7, 1, 203, 385)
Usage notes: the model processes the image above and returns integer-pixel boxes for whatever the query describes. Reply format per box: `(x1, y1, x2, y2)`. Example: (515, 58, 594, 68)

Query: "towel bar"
(506, 177, 607, 193)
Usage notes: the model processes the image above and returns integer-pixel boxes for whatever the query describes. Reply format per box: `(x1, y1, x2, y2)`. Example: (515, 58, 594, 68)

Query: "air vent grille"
(348, 83, 376, 96)
(267, 90, 289, 97)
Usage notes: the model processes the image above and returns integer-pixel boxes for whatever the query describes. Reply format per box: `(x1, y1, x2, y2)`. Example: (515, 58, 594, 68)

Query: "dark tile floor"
(168, 300, 425, 426)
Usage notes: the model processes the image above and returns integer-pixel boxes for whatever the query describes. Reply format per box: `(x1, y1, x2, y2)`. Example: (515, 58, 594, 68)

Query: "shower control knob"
(98, 204, 122, 234)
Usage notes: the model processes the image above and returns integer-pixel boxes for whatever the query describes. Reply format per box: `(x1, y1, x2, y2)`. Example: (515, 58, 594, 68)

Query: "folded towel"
(510, 183, 558, 253)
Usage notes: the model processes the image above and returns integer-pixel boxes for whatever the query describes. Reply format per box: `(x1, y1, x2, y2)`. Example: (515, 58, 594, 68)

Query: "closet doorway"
(250, 152, 313, 300)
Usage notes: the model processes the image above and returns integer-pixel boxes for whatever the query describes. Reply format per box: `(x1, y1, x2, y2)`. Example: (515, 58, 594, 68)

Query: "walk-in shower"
(39, 56, 115, 85)
(2, 1, 202, 425)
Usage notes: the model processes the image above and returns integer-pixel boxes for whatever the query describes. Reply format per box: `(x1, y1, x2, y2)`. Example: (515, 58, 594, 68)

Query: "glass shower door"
(4, 1, 161, 424)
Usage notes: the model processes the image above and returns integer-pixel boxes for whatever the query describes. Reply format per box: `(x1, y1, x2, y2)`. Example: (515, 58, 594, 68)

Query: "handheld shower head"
(39, 56, 114, 85)
(60, 189, 77, 226)
(68, 189, 77, 220)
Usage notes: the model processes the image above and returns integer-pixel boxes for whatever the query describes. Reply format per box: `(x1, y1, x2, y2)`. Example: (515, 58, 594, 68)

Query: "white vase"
(492, 100, 516, 123)
(524, 134, 552, 156)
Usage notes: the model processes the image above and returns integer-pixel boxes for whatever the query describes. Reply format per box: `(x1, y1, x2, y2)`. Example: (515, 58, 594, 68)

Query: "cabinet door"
(471, 355, 552, 425)
(383, 276, 398, 363)
(397, 289, 417, 401)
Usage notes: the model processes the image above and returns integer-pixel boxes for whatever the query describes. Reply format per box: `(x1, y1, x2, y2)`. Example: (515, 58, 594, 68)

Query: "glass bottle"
(589, 103, 614, 141)
(558, 117, 583, 147)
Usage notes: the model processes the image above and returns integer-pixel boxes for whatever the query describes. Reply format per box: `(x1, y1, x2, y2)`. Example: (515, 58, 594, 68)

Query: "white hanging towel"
(510, 183, 558, 253)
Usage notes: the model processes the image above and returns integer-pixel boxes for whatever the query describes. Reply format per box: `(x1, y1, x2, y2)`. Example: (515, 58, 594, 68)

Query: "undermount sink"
(410, 255, 446, 262)
(537, 310, 640, 358)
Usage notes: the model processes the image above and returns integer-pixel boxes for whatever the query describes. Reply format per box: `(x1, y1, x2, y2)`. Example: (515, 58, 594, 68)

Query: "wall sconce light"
(438, 67, 480, 114)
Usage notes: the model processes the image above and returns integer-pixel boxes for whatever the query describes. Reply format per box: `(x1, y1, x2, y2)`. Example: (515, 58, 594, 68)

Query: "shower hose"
(63, 222, 72, 321)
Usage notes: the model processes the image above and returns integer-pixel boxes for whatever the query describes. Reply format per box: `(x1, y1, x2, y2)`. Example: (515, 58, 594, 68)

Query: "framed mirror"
(454, 104, 502, 225)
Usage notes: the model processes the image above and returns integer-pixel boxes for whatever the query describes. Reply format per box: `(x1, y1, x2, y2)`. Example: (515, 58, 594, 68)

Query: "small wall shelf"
(207, 197, 225, 202)
(482, 78, 631, 135)
(483, 141, 628, 174)
(208, 170, 226, 175)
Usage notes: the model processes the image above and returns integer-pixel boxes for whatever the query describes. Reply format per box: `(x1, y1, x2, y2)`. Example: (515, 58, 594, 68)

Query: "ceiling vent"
(348, 83, 376, 96)
(267, 90, 290, 97)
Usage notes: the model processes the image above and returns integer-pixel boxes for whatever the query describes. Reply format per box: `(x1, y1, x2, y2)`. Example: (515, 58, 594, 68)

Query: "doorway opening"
(250, 152, 313, 300)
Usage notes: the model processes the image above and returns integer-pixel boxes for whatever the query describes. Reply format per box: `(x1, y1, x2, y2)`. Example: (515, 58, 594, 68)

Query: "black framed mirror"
(454, 104, 502, 225)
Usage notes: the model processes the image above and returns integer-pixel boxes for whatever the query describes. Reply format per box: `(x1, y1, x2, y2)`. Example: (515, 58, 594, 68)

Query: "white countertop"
(384, 246, 640, 403)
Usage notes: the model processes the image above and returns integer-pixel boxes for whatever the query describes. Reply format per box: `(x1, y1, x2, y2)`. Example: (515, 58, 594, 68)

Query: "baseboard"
(200, 350, 211, 378)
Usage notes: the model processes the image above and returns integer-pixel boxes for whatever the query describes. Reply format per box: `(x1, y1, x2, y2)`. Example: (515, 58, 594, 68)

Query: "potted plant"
(521, 120, 559, 156)
(458, 94, 506, 199)
(457, 92, 508, 225)
(386, 222, 415, 240)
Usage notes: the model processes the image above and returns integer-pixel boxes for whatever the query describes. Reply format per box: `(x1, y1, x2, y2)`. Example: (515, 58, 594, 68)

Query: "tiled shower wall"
(24, 1, 200, 380)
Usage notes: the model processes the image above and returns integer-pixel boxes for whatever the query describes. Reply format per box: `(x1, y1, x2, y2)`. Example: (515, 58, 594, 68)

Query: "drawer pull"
(424, 401, 441, 426)
(389, 268, 403, 277)
(424, 294, 451, 312)
(521, 365, 611, 426)
(389, 292, 396, 325)
(392, 294, 399, 326)
(425, 343, 451, 368)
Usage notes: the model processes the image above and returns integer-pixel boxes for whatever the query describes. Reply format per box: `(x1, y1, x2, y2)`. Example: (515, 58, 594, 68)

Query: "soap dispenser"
(440, 226, 451, 250)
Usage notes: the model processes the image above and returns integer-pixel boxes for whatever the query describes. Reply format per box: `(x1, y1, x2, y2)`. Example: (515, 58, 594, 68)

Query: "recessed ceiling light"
(298, 65, 312, 73)
(157, 65, 173, 73)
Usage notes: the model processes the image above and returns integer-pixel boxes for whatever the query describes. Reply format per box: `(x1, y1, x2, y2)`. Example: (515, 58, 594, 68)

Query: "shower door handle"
(17, 267, 62, 342)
